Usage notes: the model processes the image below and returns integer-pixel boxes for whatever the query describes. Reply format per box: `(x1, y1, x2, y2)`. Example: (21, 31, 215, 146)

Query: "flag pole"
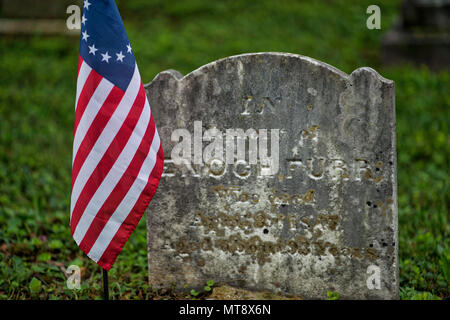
(103, 268, 109, 300)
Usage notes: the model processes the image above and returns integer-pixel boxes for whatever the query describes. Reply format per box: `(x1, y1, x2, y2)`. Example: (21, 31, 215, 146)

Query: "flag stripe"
(70, 83, 147, 234)
(77, 111, 156, 253)
(90, 140, 163, 267)
(71, 85, 124, 186)
(73, 77, 115, 155)
(70, 65, 141, 216)
(72, 77, 115, 164)
(96, 145, 164, 269)
(72, 83, 150, 243)
(74, 70, 104, 134)
(75, 61, 93, 110)
(77, 54, 83, 77)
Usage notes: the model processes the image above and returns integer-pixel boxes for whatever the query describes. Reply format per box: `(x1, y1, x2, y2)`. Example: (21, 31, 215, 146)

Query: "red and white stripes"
(70, 56, 163, 270)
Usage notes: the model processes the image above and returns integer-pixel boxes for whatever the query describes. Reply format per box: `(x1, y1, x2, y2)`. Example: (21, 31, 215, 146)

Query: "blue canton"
(79, 0, 136, 91)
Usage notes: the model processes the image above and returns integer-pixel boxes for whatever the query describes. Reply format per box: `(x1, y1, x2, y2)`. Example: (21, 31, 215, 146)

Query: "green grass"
(0, 0, 448, 300)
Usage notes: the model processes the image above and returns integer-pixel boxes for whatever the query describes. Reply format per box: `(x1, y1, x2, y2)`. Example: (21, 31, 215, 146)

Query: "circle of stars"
(81, 0, 133, 64)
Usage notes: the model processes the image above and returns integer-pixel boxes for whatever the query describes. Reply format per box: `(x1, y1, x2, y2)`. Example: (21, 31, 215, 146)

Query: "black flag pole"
(103, 268, 109, 300)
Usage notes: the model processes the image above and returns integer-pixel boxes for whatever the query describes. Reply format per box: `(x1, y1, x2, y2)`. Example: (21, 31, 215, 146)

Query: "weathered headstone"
(145, 53, 398, 299)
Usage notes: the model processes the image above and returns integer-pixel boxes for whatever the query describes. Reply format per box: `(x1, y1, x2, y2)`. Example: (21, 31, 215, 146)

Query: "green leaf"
(327, 291, 339, 300)
(439, 252, 450, 282)
(31, 238, 42, 247)
(48, 239, 63, 250)
(31, 264, 45, 273)
(411, 292, 441, 300)
(69, 258, 83, 267)
(37, 252, 51, 262)
(190, 289, 199, 297)
(206, 280, 214, 287)
(204, 286, 211, 292)
(29, 277, 42, 293)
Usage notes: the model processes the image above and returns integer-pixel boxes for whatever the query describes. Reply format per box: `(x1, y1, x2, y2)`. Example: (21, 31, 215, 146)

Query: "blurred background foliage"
(0, 0, 448, 299)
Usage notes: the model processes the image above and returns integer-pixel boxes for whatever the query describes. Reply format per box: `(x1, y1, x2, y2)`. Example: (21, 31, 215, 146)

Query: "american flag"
(70, 0, 164, 270)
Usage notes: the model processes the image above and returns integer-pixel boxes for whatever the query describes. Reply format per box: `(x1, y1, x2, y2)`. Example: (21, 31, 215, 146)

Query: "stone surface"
(145, 53, 398, 299)
(208, 284, 301, 300)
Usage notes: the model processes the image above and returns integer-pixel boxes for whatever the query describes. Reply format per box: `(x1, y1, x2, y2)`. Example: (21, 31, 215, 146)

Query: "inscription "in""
(241, 95, 281, 116)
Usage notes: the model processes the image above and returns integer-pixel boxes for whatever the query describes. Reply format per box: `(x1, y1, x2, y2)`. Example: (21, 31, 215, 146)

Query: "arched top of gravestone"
(144, 52, 395, 155)
(146, 52, 393, 88)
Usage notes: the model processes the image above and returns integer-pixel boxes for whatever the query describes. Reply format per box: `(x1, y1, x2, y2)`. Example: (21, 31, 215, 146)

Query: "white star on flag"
(116, 51, 125, 62)
(82, 15, 87, 25)
(88, 44, 98, 55)
(126, 44, 132, 53)
(101, 52, 111, 63)
(84, 0, 91, 10)
(82, 30, 90, 42)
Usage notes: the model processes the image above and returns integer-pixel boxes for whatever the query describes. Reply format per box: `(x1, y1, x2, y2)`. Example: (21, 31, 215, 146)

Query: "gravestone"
(145, 53, 398, 299)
